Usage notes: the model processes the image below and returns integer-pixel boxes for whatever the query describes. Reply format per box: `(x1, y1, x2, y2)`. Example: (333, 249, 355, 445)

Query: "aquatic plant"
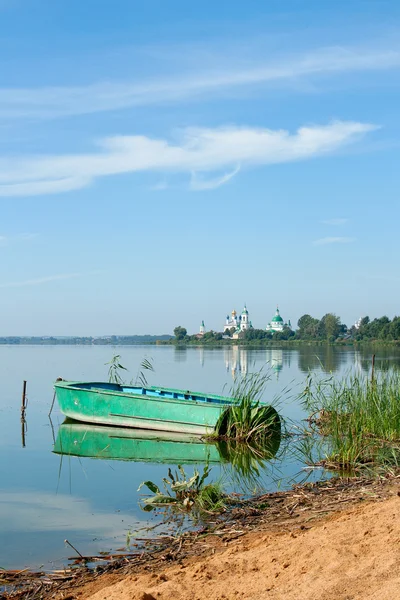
(302, 370, 400, 473)
(134, 357, 154, 387)
(215, 371, 281, 442)
(106, 355, 128, 384)
(138, 463, 227, 515)
(106, 355, 154, 387)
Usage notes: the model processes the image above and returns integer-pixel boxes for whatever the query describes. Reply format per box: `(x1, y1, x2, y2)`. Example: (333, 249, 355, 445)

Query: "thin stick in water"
(48, 391, 56, 417)
(49, 378, 63, 416)
(64, 539, 84, 559)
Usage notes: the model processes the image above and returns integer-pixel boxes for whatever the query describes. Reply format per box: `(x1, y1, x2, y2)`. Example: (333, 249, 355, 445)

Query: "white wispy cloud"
(0, 232, 38, 246)
(322, 218, 348, 225)
(0, 177, 91, 197)
(190, 165, 240, 191)
(0, 120, 378, 197)
(0, 272, 83, 288)
(313, 236, 356, 246)
(0, 45, 399, 119)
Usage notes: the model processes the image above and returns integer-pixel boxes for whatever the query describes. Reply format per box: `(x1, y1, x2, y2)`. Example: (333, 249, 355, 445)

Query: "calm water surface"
(1, 344, 399, 570)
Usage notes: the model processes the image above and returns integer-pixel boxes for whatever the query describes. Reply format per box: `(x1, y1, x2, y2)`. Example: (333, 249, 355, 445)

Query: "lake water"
(1, 344, 399, 571)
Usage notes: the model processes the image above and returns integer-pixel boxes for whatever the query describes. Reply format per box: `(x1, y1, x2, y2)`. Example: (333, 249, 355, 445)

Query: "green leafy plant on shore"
(301, 370, 400, 473)
(138, 463, 227, 515)
(215, 370, 281, 443)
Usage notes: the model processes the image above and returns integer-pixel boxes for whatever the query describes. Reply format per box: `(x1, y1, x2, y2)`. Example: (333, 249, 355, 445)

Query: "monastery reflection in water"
(193, 345, 387, 377)
(222, 347, 288, 379)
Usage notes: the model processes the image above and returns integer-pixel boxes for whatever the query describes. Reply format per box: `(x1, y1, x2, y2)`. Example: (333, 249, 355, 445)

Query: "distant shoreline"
(0, 335, 172, 345)
(0, 337, 399, 347)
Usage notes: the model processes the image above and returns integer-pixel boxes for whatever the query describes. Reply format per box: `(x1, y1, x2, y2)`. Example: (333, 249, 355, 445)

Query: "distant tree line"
(296, 313, 347, 342)
(292, 313, 400, 342)
(173, 313, 400, 345)
(0, 335, 172, 345)
(173, 326, 224, 343)
(350, 316, 400, 342)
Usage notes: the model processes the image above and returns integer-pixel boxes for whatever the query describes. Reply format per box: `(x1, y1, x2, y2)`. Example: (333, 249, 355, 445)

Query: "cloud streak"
(0, 273, 83, 288)
(0, 232, 38, 246)
(313, 236, 356, 246)
(0, 121, 377, 197)
(0, 45, 399, 119)
(190, 165, 240, 191)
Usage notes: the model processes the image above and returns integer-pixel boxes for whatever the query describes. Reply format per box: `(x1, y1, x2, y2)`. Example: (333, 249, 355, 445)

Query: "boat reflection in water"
(54, 420, 281, 471)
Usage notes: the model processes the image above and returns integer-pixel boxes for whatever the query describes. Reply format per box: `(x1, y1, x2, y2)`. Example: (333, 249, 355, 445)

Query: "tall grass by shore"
(302, 371, 400, 472)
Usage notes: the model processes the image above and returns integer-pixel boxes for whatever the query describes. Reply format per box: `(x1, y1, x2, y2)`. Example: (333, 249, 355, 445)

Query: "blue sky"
(0, 0, 400, 335)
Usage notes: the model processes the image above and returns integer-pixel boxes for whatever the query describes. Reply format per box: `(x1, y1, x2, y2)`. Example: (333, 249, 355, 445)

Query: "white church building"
(221, 305, 291, 336)
(266, 307, 292, 333)
(224, 305, 252, 338)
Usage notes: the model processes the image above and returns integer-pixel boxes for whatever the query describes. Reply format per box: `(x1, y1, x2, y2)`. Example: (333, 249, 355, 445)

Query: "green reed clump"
(215, 371, 281, 443)
(302, 370, 400, 472)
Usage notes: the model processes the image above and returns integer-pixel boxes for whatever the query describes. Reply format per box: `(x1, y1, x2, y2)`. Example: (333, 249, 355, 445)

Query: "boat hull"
(54, 381, 231, 434)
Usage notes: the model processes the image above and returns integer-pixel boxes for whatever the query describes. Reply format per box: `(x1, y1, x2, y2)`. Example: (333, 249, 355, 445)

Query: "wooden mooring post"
(21, 380, 27, 448)
(21, 380, 27, 414)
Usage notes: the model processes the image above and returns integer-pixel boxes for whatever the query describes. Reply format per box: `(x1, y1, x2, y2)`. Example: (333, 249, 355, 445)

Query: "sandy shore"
(4, 477, 400, 600)
(79, 492, 400, 600)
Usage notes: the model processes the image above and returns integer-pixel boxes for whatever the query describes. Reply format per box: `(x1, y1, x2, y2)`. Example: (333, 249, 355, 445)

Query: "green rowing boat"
(54, 381, 237, 434)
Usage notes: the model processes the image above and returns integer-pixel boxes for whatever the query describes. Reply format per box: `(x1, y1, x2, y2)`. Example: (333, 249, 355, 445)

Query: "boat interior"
(68, 382, 233, 405)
